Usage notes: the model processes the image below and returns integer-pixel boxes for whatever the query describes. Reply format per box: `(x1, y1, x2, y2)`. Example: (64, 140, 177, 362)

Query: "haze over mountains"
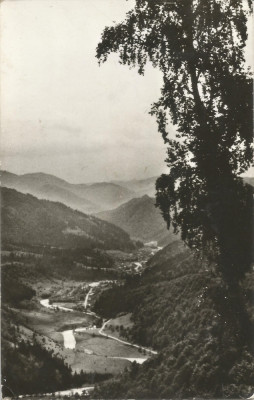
(97, 195, 178, 246)
(2, 170, 253, 247)
(1, 171, 175, 247)
(111, 176, 157, 197)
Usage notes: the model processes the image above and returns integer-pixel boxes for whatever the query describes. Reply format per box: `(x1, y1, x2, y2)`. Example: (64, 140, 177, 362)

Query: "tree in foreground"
(97, 0, 253, 339)
(96, 0, 253, 396)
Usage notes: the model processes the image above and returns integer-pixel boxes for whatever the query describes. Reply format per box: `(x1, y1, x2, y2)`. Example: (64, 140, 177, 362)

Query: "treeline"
(2, 340, 111, 397)
(2, 246, 120, 295)
(1, 276, 36, 306)
(2, 246, 115, 268)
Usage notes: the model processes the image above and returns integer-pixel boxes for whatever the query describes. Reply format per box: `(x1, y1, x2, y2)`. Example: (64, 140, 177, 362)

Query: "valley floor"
(2, 243, 161, 398)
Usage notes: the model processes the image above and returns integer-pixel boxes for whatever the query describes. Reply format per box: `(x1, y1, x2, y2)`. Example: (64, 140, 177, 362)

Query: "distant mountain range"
(1, 171, 157, 214)
(2, 170, 253, 247)
(1, 187, 137, 251)
(97, 194, 178, 246)
(111, 176, 157, 197)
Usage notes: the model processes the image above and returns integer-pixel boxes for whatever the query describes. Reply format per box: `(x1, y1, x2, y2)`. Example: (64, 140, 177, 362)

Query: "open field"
(15, 321, 131, 374)
(107, 313, 133, 328)
(14, 305, 146, 375)
(75, 329, 143, 358)
(20, 308, 93, 333)
(63, 350, 130, 374)
(3, 261, 153, 386)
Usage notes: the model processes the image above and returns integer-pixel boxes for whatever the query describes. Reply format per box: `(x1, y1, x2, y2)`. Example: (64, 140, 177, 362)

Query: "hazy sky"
(1, 0, 253, 183)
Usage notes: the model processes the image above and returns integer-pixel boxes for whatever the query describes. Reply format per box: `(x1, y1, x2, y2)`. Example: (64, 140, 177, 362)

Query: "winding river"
(40, 280, 157, 359)
(40, 299, 74, 312)
(19, 245, 163, 398)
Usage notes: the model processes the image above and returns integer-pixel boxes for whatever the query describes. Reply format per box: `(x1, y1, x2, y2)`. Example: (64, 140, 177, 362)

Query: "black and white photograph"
(1, 0, 254, 398)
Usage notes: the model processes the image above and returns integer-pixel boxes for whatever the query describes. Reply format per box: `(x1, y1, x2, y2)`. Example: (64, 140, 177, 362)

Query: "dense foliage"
(93, 242, 254, 398)
(96, 1, 254, 395)
(96, 0, 253, 283)
(2, 340, 110, 397)
(2, 275, 36, 306)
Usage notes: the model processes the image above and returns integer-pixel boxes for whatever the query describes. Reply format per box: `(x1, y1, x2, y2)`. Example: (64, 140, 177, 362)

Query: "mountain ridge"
(1, 171, 138, 214)
(96, 194, 178, 246)
(1, 187, 137, 251)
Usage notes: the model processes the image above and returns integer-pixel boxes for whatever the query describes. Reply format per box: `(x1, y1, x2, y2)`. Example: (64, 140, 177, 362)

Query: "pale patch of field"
(13, 277, 145, 378)
(12, 311, 142, 378)
(20, 308, 94, 338)
(64, 350, 130, 374)
(108, 313, 133, 329)
(75, 329, 142, 358)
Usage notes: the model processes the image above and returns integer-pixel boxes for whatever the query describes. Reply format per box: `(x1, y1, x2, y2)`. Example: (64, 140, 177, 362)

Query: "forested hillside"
(93, 241, 254, 398)
(97, 195, 178, 246)
(1, 187, 137, 251)
(2, 323, 110, 397)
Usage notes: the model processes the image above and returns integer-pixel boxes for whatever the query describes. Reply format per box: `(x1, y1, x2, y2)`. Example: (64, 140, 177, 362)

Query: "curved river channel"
(28, 283, 156, 399)
(20, 244, 163, 398)
(40, 281, 157, 359)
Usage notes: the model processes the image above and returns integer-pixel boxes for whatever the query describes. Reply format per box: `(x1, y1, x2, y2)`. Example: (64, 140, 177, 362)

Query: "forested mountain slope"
(1, 187, 137, 251)
(97, 195, 178, 246)
(93, 241, 254, 398)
